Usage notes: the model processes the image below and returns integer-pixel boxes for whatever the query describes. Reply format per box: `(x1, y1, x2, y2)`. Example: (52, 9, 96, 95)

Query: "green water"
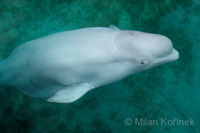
(0, 0, 200, 133)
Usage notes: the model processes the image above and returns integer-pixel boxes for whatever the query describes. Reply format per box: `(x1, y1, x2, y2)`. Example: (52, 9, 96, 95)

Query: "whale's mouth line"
(156, 46, 174, 58)
(165, 48, 174, 58)
(159, 48, 179, 59)
(152, 48, 179, 66)
(167, 48, 179, 60)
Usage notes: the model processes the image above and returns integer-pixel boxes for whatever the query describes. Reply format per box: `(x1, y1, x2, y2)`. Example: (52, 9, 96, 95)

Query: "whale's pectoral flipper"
(47, 83, 94, 103)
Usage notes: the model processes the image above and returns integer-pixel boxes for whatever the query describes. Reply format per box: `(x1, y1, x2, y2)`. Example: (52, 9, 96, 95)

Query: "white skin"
(0, 27, 179, 103)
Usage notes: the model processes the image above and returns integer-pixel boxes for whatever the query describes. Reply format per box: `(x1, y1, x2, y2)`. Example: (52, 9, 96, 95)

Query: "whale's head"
(114, 30, 179, 72)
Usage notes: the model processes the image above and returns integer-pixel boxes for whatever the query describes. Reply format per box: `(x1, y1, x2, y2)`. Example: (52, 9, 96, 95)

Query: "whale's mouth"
(152, 48, 179, 66)
(165, 48, 179, 61)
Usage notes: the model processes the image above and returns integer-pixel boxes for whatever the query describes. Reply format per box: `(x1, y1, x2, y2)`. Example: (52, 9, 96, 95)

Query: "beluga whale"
(0, 25, 179, 103)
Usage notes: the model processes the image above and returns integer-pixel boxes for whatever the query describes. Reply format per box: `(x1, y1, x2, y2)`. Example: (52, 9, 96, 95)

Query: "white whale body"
(0, 25, 179, 103)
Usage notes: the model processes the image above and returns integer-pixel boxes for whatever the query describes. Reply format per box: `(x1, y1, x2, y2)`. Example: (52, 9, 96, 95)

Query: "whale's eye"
(130, 32, 133, 35)
(140, 61, 145, 64)
(139, 60, 147, 66)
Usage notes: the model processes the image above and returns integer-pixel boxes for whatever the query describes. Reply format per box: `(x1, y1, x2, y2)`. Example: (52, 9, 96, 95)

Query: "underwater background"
(0, 0, 200, 133)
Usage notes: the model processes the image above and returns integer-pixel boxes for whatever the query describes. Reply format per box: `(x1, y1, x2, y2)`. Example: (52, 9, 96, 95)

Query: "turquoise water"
(0, 0, 200, 132)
